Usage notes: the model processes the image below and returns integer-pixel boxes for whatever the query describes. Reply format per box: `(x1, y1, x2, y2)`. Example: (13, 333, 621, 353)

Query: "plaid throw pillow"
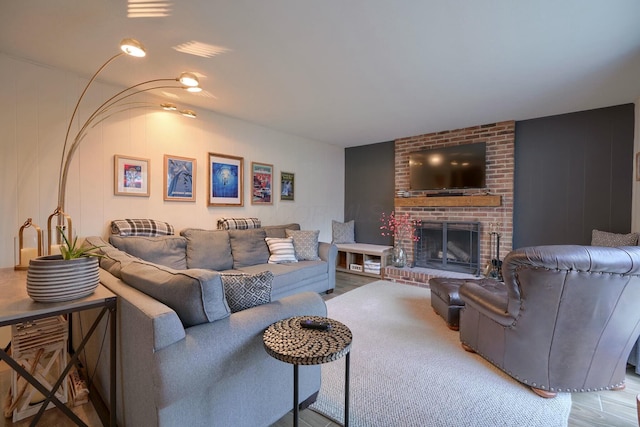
(111, 219, 174, 237)
(217, 217, 261, 230)
(221, 271, 273, 313)
(285, 229, 320, 261)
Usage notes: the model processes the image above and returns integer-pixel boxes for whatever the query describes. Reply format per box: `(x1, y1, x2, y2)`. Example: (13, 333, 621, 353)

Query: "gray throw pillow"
(220, 271, 273, 313)
(109, 235, 188, 270)
(180, 228, 234, 271)
(285, 229, 320, 260)
(332, 220, 355, 244)
(591, 229, 638, 247)
(228, 228, 270, 268)
(120, 261, 230, 327)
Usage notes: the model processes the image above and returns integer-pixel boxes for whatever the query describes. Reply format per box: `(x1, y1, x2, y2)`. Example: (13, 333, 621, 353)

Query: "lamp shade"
(179, 72, 199, 87)
(120, 38, 146, 57)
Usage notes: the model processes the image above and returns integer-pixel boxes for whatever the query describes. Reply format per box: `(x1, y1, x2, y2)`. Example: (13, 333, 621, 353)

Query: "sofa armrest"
(99, 268, 186, 350)
(319, 242, 337, 292)
(318, 241, 337, 263)
(152, 292, 327, 408)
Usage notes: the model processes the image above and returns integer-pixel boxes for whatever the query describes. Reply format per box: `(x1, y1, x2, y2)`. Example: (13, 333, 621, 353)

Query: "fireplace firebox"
(414, 221, 480, 275)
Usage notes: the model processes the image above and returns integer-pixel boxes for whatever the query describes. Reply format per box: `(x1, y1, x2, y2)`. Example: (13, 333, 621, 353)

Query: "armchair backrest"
(500, 245, 640, 391)
(502, 245, 640, 319)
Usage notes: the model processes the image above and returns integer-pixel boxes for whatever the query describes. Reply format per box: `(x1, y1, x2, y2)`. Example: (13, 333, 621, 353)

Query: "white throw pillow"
(265, 237, 298, 264)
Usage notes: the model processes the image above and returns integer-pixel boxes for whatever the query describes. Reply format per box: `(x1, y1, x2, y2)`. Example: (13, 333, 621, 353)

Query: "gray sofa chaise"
(75, 223, 337, 427)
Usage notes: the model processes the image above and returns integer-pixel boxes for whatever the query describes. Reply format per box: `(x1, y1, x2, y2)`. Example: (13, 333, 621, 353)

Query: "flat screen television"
(409, 142, 486, 191)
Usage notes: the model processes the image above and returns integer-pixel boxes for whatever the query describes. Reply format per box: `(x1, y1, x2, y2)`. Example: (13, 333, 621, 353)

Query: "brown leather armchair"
(459, 245, 640, 398)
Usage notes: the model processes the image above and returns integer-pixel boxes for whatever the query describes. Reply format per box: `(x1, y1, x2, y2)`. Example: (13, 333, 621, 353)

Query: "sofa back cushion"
(263, 223, 301, 238)
(229, 228, 270, 268)
(84, 236, 138, 279)
(180, 228, 234, 271)
(120, 260, 230, 327)
(109, 235, 188, 270)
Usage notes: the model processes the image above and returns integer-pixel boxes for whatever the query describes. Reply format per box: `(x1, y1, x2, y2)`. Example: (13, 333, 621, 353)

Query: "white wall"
(0, 53, 345, 268)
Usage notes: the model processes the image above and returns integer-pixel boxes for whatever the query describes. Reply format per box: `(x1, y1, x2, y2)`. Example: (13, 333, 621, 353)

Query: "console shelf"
(335, 243, 392, 279)
(394, 195, 501, 207)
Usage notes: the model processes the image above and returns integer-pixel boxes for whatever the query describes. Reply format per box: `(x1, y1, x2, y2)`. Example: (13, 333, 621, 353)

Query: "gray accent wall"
(345, 141, 395, 245)
(513, 104, 635, 248)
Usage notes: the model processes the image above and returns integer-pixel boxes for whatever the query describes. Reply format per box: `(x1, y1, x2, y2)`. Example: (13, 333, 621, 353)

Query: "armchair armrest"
(459, 280, 513, 326)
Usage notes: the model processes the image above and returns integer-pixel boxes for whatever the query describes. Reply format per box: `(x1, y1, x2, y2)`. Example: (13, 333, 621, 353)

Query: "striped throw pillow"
(265, 237, 298, 264)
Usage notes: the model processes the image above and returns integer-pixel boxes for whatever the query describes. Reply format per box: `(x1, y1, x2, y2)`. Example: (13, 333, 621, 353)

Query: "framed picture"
(164, 155, 196, 201)
(251, 162, 273, 205)
(208, 152, 244, 206)
(280, 171, 295, 201)
(114, 155, 150, 196)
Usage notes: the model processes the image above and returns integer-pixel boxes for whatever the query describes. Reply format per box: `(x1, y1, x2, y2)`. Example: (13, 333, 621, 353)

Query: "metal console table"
(0, 268, 116, 427)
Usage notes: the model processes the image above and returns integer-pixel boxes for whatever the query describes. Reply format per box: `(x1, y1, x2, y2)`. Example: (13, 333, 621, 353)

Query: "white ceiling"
(1, 1, 640, 147)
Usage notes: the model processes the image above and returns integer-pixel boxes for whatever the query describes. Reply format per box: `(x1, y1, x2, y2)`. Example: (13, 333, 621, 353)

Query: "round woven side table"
(263, 315, 352, 427)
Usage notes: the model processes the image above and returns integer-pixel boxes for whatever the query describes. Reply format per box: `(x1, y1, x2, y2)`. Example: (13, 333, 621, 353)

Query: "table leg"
(293, 364, 299, 427)
(109, 304, 117, 427)
(345, 352, 350, 427)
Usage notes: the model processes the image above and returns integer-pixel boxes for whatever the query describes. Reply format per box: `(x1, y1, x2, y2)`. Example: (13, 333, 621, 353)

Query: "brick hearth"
(391, 121, 515, 286)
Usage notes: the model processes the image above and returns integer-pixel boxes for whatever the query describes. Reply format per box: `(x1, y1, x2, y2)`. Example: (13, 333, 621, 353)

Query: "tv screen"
(409, 142, 486, 191)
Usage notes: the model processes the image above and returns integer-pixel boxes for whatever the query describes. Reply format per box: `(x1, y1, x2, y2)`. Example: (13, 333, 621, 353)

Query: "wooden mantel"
(394, 195, 501, 207)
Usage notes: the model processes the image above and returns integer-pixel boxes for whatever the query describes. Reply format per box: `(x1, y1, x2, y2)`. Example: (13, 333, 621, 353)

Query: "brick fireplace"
(385, 121, 515, 286)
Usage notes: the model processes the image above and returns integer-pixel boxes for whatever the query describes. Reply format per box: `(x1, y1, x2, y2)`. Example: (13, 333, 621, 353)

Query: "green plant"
(57, 226, 103, 260)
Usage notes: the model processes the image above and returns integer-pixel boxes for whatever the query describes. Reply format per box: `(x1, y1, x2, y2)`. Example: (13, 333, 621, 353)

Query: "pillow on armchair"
(591, 229, 638, 247)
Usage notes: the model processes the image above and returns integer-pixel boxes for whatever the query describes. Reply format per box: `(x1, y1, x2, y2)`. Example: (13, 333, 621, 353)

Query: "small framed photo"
(114, 155, 150, 196)
(208, 152, 244, 206)
(251, 162, 273, 205)
(280, 171, 295, 201)
(164, 155, 196, 202)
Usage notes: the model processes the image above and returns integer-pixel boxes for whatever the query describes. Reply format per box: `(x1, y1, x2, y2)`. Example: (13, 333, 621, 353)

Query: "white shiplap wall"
(0, 52, 345, 269)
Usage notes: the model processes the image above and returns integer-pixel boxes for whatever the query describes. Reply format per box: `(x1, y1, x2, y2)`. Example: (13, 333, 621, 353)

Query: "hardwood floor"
(272, 272, 640, 427)
(2, 272, 638, 426)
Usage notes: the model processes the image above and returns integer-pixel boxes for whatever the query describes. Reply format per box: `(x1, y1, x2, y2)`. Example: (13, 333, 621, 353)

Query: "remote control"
(300, 319, 331, 331)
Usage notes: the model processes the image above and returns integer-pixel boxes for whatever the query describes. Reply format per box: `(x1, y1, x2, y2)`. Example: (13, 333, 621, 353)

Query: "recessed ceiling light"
(173, 41, 230, 58)
(128, 0, 172, 18)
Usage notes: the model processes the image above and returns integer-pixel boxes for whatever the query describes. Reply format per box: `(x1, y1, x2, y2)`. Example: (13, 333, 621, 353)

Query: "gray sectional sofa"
(75, 223, 337, 427)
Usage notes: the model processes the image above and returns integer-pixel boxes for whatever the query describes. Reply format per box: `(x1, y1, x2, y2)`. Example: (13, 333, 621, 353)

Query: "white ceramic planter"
(26, 255, 99, 302)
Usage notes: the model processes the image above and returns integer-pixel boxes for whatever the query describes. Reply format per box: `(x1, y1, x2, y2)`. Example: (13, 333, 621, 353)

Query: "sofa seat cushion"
(229, 228, 270, 268)
(110, 235, 188, 270)
(236, 260, 328, 298)
(180, 228, 234, 271)
(120, 260, 230, 327)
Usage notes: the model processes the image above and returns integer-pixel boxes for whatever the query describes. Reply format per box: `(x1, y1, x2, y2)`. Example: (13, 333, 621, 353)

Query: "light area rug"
(309, 281, 572, 427)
